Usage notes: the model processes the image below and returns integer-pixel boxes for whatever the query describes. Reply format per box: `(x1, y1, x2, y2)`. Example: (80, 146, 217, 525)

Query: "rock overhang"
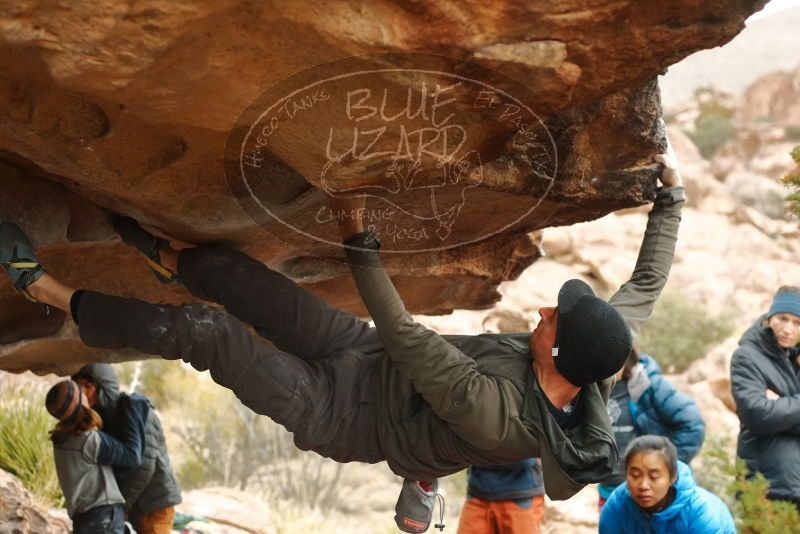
(0, 0, 767, 373)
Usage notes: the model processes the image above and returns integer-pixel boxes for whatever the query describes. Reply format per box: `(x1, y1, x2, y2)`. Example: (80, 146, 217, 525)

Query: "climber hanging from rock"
(1, 133, 684, 533)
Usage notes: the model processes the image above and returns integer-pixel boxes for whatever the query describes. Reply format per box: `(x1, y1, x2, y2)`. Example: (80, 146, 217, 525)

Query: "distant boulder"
(0, 470, 70, 534)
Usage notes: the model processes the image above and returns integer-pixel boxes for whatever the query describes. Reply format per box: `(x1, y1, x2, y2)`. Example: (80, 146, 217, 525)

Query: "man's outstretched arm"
(608, 142, 686, 336)
(332, 197, 520, 451)
(95, 394, 149, 468)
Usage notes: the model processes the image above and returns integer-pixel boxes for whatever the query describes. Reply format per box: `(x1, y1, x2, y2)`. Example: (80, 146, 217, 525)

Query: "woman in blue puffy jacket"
(598, 350, 705, 507)
(599, 435, 735, 534)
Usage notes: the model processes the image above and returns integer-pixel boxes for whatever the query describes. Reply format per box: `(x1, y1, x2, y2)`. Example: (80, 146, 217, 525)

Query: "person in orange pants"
(458, 482, 545, 534)
(134, 506, 176, 534)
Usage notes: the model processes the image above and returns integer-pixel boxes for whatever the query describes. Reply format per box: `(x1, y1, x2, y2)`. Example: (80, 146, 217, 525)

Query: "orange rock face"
(0, 1, 765, 373)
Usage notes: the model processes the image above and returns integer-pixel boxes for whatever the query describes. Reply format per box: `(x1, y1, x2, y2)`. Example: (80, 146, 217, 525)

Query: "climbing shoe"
(112, 215, 181, 284)
(0, 221, 45, 301)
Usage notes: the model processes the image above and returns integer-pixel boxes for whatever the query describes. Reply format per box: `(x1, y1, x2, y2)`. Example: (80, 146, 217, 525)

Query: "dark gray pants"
(71, 503, 125, 534)
(77, 246, 384, 463)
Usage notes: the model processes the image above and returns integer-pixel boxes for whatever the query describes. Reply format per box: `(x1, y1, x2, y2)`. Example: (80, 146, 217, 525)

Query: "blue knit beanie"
(768, 289, 800, 319)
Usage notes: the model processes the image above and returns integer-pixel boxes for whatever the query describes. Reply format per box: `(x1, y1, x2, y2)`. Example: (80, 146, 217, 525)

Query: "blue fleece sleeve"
(692, 488, 736, 534)
(599, 488, 631, 534)
(646, 375, 706, 463)
(96, 395, 149, 467)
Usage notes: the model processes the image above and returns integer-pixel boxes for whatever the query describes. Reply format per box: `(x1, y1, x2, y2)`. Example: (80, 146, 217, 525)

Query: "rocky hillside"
(0, 0, 768, 374)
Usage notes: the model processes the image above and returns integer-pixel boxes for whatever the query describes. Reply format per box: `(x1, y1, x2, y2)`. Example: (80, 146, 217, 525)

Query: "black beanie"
(552, 280, 632, 387)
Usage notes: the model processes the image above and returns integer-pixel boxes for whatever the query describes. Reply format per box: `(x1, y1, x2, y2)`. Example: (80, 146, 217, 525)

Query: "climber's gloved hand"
(653, 119, 683, 189)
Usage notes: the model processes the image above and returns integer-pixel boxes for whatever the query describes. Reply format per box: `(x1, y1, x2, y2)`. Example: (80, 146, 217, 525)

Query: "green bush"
(636, 289, 734, 372)
(684, 87, 736, 159)
(785, 126, 800, 142)
(697, 438, 800, 533)
(0, 384, 63, 507)
(732, 463, 800, 533)
(784, 145, 800, 218)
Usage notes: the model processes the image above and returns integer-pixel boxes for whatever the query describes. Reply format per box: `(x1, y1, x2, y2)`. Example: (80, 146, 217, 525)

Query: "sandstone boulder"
(710, 128, 798, 179)
(0, 0, 767, 373)
(741, 63, 800, 126)
(177, 487, 276, 534)
(0, 470, 70, 534)
(748, 140, 799, 178)
(544, 484, 599, 533)
(724, 169, 793, 219)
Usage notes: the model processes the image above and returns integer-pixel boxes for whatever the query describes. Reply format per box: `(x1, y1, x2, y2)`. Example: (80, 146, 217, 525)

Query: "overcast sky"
(747, 0, 800, 22)
(659, 0, 800, 107)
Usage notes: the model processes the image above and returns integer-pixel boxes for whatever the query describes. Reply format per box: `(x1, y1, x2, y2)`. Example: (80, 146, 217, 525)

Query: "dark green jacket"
(347, 187, 684, 500)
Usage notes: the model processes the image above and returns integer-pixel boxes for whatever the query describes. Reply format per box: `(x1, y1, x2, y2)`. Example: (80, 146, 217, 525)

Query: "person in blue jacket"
(599, 435, 735, 534)
(598, 349, 705, 507)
